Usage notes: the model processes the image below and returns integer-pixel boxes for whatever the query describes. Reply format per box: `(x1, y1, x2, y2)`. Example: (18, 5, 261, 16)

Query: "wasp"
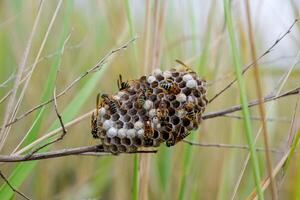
(185, 102, 196, 120)
(157, 100, 169, 121)
(117, 74, 130, 91)
(144, 120, 154, 147)
(160, 82, 181, 95)
(91, 93, 102, 138)
(175, 59, 194, 73)
(136, 90, 147, 109)
(166, 126, 187, 147)
(101, 94, 118, 114)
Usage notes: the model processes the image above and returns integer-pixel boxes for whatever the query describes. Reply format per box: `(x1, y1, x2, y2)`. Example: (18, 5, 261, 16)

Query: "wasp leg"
(166, 134, 176, 147)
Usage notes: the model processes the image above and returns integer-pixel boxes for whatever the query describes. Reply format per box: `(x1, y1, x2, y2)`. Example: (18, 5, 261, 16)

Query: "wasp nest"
(91, 65, 208, 153)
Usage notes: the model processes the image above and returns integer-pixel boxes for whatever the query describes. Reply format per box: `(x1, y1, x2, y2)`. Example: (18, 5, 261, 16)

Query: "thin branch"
(0, 72, 16, 88)
(0, 170, 31, 200)
(183, 140, 283, 154)
(223, 114, 291, 123)
(0, 145, 157, 162)
(25, 86, 67, 159)
(203, 86, 300, 120)
(3, 37, 137, 129)
(208, 18, 299, 103)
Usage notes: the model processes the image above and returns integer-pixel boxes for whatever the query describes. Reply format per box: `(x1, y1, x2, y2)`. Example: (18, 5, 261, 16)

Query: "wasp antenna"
(117, 79, 120, 90)
(96, 93, 101, 109)
(119, 74, 123, 83)
(175, 59, 188, 68)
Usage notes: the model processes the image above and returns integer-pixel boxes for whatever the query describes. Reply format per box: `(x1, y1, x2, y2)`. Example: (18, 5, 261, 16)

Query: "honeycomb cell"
(123, 115, 131, 122)
(111, 113, 120, 121)
(171, 116, 180, 125)
(118, 145, 127, 153)
(121, 138, 132, 146)
(171, 100, 180, 108)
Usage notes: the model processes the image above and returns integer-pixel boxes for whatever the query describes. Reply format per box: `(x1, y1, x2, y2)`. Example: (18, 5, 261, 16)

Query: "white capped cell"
(153, 68, 162, 76)
(149, 109, 156, 118)
(147, 75, 156, 83)
(134, 121, 144, 130)
(183, 74, 193, 82)
(176, 93, 187, 102)
(99, 107, 106, 117)
(155, 123, 161, 129)
(103, 120, 113, 130)
(176, 109, 186, 118)
(152, 116, 159, 124)
(127, 129, 136, 138)
(143, 100, 153, 110)
(188, 96, 195, 102)
(186, 79, 197, 88)
(137, 129, 144, 137)
(118, 128, 127, 138)
(107, 127, 118, 137)
(163, 70, 172, 78)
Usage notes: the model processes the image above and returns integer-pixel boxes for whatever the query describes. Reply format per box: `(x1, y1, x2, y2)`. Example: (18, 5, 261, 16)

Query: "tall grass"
(223, 0, 263, 199)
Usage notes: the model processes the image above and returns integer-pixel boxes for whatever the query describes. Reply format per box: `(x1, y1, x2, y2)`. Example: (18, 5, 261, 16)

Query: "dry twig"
(0, 170, 31, 200)
(183, 140, 283, 153)
(208, 18, 299, 103)
(3, 37, 137, 129)
(0, 145, 157, 162)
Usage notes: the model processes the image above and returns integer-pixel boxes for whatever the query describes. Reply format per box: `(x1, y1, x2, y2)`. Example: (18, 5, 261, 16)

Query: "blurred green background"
(0, 0, 300, 199)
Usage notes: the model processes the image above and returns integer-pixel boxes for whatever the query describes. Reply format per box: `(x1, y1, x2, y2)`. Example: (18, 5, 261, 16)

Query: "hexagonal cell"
(138, 108, 146, 116)
(128, 108, 137, 116)
(109, 145, 118, 154)
(171, 100, 180, 108)
(193, 89, 201, 98)
(125, 101, 133, 109)
(172, 72, 179, 77)
(175, 77, 182, 83)
(155, 88, 164, 94)
(112, 137, 121, 145)
(153, 130, 160, 139)
(119, 108, 127, 116)
(167, 94, 176, 101)
(151, 81, 159, 88)
(143, 138, 154, 146)
(115, 121, 124, 129)
(182, 88, 192, 96)
(111, 113, 120, 121)
(131, 115, 139, 123)
(198, 98, 206, 107)
(132, 137, 142, 146)
(121, 138, 132, 146)
(160, 131, 171, 141)
(179, 81, 186, 88)
(168, 107, 175, 116)
(103, 114, 111, 120)
(126, 122, 134, 129)
(171, 116, 180, 125)
(116, 145, 127, 153)
(156, 74, 165, 82)
(123, 114, 131, 122)
(181, 118, 191, 127)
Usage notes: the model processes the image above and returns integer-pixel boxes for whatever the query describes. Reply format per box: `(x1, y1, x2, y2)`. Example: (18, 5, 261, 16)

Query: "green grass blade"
(223, 1, 264, 199)
(0, 2, 73, 199)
